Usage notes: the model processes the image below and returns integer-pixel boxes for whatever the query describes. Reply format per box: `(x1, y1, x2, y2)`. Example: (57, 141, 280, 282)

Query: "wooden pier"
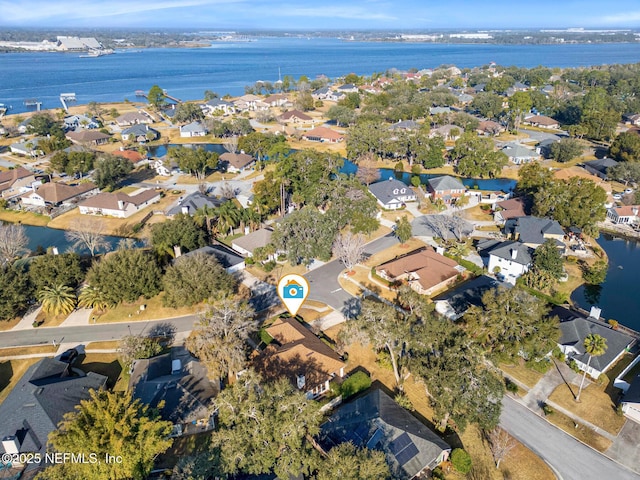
(23, 98, 42, 111)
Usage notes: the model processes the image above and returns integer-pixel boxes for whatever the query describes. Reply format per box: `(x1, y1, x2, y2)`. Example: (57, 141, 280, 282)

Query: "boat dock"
(59, 93, 76, 112)
(23, 98, 42, 111)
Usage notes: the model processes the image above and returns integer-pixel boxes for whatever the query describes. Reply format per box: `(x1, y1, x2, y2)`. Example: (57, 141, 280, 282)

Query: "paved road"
(304, 233, 399, 316)
(0, 315, 198, 349)
(500, 396, 640, 480)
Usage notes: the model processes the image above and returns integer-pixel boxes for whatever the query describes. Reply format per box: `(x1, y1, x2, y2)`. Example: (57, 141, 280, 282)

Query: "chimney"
(173, 245, 182, 258)
(511, 248, 518, 260)
(589, 306, 602, 320)
(2, 436, 20, 455)
(117, 200, 124, 210)
(181, 206, 189, 215)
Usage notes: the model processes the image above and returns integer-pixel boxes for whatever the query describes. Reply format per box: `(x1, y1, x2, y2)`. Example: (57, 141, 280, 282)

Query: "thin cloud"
(277, 6, 397, 22)
(601, 11, 640, 24)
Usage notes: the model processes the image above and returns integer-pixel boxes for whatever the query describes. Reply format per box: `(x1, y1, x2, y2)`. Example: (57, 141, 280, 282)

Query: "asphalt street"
(500, 396, 640, 480)
(0, 315, 198, 349)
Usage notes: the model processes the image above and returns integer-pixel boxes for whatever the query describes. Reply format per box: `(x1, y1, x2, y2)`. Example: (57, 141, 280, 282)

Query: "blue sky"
(2, 0, 640, 29)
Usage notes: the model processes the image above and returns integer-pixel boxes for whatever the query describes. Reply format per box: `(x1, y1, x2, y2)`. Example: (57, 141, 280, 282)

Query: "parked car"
(613, 193, 622, 200)
(624, 188, 634, 195)
(59, 348, 79, 364)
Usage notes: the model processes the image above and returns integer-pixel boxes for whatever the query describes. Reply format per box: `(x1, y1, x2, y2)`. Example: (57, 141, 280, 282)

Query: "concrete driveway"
(607, 420, 640, 475)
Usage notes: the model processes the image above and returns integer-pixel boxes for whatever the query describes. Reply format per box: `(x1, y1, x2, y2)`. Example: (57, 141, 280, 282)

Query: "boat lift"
(60, 93, 76, 112)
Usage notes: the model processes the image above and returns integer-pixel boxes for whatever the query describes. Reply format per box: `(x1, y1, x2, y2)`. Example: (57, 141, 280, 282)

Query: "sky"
(2, 0, 640, 30)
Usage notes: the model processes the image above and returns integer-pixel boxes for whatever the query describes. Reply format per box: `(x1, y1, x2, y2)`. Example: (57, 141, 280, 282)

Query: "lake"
(21, 225, 137, 254)
(571, 234, 640, 332)
(2, 38, 640, 113)
(149, 143, 517, 192)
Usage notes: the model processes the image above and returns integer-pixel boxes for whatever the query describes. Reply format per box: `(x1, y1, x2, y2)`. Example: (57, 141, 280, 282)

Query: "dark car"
(59, 348, 79, 364)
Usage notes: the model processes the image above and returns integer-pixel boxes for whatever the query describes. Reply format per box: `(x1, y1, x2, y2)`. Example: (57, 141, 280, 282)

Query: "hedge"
(340, 371, 371, 399)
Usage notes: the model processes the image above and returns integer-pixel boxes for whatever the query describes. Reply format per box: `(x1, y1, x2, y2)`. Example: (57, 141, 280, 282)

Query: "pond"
(571, 234, 640, 332)
(147, 143, 517, 192)
(21, 225, 139, 255)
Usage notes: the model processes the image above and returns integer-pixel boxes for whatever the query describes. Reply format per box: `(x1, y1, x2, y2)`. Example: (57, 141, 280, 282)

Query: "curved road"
(500, 396, 639, 480)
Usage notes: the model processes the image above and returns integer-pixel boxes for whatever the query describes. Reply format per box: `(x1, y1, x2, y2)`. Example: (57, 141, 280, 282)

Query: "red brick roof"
(113, 149, 145, 163)
(302, 126, 344, 141)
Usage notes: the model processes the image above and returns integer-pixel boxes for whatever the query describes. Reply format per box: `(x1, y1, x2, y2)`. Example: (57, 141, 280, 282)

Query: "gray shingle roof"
(0, 358, 107, 455)
(427, 175, 465, 192)
(368, 178, 416, 206)
(232, 227, 274, 254)
(433, 275, 499, 316)
(623, 375, 640, 404)
(501, 142, 538, 159)
(180, 121, 206, 133)
(583, 158, 619, 175)
(551, 306, 635, 373)
(320, 389, 450, 479)
(181, 244, 244, 270)
(165, 192, 225, 216)
(504, 216, 564, 246)
(487, 240, 533, 265)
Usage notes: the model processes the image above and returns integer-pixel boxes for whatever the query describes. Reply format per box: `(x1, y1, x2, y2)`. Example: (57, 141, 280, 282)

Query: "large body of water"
(2, 38, 640, 113)
(571, 234, 640, 332)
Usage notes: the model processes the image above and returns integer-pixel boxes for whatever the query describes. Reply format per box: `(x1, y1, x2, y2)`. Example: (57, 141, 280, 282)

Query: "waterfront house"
(551, 306, 635, 379)
(65, 130, 110, 146)
(426, 175, 466, 203)
(368, 177, 417, 210)
(493, 197, 528, 224)
(63, 114, 99, 130)
(115, 111, 152, 127)
(219, 152, 255, 173)
(434, 275, 499, 320)
(165, 191, 225, 217)
(121, 124, 159, 143)
(129, 348, 217, 437)
(607, 206, 640, 225)
(203, 98, 235, 116)
(78, 189, 160, 218)
(504, 216, 565, 249)
(21, 181, 98, 208)
(501, 142, 540, 164)
(583, 158, 619, 180)
(231, 227, 274, 258)
(9, 138, 44, 157)
(375, 246, 462, 296)
(480, 240, 533, 284)
(312, 86, 331, 100)
(277, 110, 313, 124)
(301, 126, 344, 143)
(336, 83, 358, 93)
(263, 94, 289, 107)
(153, 158, 179, 177)
(0, 167, 37, 199)
(232, 94, 265, 112)
(319, 389, 451, 479)
(179, 244, 245, 274)
(523, 114, 560, 129)
(0, 358, 107, 467)
(179, 121, 207, 138)
(621, 375, 640, 423)
(255, 315, 345, 399)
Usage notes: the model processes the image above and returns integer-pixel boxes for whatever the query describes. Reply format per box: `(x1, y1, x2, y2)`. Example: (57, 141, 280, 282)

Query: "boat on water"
(79, 49, 114, 58)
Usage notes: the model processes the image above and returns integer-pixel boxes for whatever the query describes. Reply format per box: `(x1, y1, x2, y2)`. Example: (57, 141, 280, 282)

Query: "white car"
(612, 193, 622, 200)
(624, 188, 634, 195)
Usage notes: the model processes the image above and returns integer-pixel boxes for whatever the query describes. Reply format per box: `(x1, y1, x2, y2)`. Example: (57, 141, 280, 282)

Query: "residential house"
(621, 375, 640, 423)
(165, 191, 225, 217)
(312, 86, 332, 100)
(78, 189, 160, 218)
(426, 175, 466, 203)
(66, 130, 110, 146)
(524, 114, 560, 129)
(301, 126, 344, 143)
(0, 358, 107, 467)
(375, 247, 462, 296)
(203, 98, 236, 116)
(336, 83, 358, 93)
(583, 158, 619, 180)
(430, 124, 462, 141)
(256, 315, 345, 399)
(9, 138, 44, 157)
(153, 158, 179, 176)
(179, 244, 245, 273)
(115, 111, 152, 127)
(319, 389, 451, 479)
(277, 110, 313, 124)
(121, 124, 159, 143)
(129, 348, 217, 437)
(0, 167, 37, 199)
(389, 120, 420, 132)
(551, 306, 635, 379)
(536, 138, 559, 158)
(607, 206, 640, 225)
(368, 177, 417, 210)
(112, 149, 146, 166)
(233, 94, 267, 112)
(21, 181, 98, 208)
(501, 142, 540, 164)
(504, 216, 565, 249)
(429, 106, 451, 115)
(17, 118, 31, 134)
(482, 240, 533, 284)
(263, 94, 289, 107)
(622, 113, 640, 126)
(179, 121, 207, 138)
(219, 152, 255, 173)
(232, 227, 274, 258)
(477, 120, 505, 136)
(493, 197, 528, 224)
(434, 275, 499, 320)
(63, 114, 99, 130)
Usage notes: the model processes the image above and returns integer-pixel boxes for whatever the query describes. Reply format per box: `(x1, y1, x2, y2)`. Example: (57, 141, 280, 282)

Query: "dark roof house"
(583, 158, 619, 180)
(504, 216, 565, 249)
(165, 191, 225, 217)
(433, 275, 499, 320)
(0, 358, 107, 459)
(180, 244, 245, 273)
(319, 389, 451, 479)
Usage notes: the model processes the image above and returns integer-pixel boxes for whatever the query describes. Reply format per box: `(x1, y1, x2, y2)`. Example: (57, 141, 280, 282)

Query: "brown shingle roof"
(232, 227, 273, 254)
(525, 115, 558, 126)
(219, 152, 254, 170)
(278, 110, 312, 122)
(495, 197, 527, 220)
(0, 167, 33, 191)
(302, 126, 344, 141)
(79, 189, 158, 210)
(26, 182, 97, 204)
(66, 130, 110, 143)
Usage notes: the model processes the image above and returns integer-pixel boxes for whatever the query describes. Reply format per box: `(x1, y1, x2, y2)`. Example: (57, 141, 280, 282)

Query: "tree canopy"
(452, 133, 508, 178)
(150, 214, 207, 258)
(168, 146, 219, 179)
(610, 131, 640, 162)
(93, 154, 133, 190)
(0, 265, 32, 322)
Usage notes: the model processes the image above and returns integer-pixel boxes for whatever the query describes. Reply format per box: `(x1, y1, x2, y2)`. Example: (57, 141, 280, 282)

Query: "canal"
(21, 225, 138, 254)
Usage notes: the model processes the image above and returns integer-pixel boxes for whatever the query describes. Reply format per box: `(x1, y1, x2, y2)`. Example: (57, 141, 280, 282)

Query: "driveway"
(500, 396, 640, 480)
(607, 420, 640, 475)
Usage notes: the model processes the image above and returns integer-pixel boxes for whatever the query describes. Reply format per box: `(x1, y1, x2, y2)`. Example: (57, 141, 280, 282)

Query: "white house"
(607, 206, 639, 225)
(368, 178, 417, 210)
(621, 376, 640, 424)
(485, 241, 532, 284)
(179, 121, 207, 138)
(78, 189, 160, 218)
(231, 227, 274, 258)
(153, 159, 179, 177)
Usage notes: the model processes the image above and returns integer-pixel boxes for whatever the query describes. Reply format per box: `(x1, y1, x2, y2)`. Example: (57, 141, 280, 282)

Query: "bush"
(568, 358, 581, 374)
(340, 371, 371, 399)
(262, 261, 276, 272)
(450, 448, 472, 474)
(244, 257, 255, 265)
(431, 467, 446, 480)
(552, 346, 566, 362)
(526, 358, 551, 374)
(394, 392, 415, 411)
(375, 350, 393, 370)
(505, 378, 519, 394)
(608, 319, 619, 329)
(542, 403, 554, 416)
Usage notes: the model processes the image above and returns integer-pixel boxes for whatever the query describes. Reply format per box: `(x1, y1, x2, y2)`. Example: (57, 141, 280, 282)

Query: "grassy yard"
(499, 360, 544, 389)
(460, 204, 493, 222)
(94, 293, 200, 324)
(86, 340, 120, 350)
(548, 382, 626, 436)
(362, 238, 429, 268)
(545, 409, 612, 452)
(35, 309, 71, 328)
(0, 208, 51, 226)
(0, 345, 57, 358)
(76, 353, 123, 389)
(0, 316, 24, 332)
(0, 358, 42, 404)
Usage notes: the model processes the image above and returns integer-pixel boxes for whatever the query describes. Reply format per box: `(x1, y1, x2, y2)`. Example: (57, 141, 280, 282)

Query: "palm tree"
(38, 284, 77, 316)
(194, 205, 218, 237)
(575, 333, 608, 402)
(78, 285, 114, 313)
(215, 202, 241, 237)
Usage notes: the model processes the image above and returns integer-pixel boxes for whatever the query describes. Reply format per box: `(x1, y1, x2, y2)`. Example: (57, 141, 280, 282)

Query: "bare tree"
(355, 152, 380, 186)
(198, 182, 211, 195)
(223, 136, 238, 154)
(487, 427, 517, 469)
(219, 183, 237, 200)
(0, 223, 28, 264)
(333, 231, 366, 273)
(65, 218, 110, 256)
